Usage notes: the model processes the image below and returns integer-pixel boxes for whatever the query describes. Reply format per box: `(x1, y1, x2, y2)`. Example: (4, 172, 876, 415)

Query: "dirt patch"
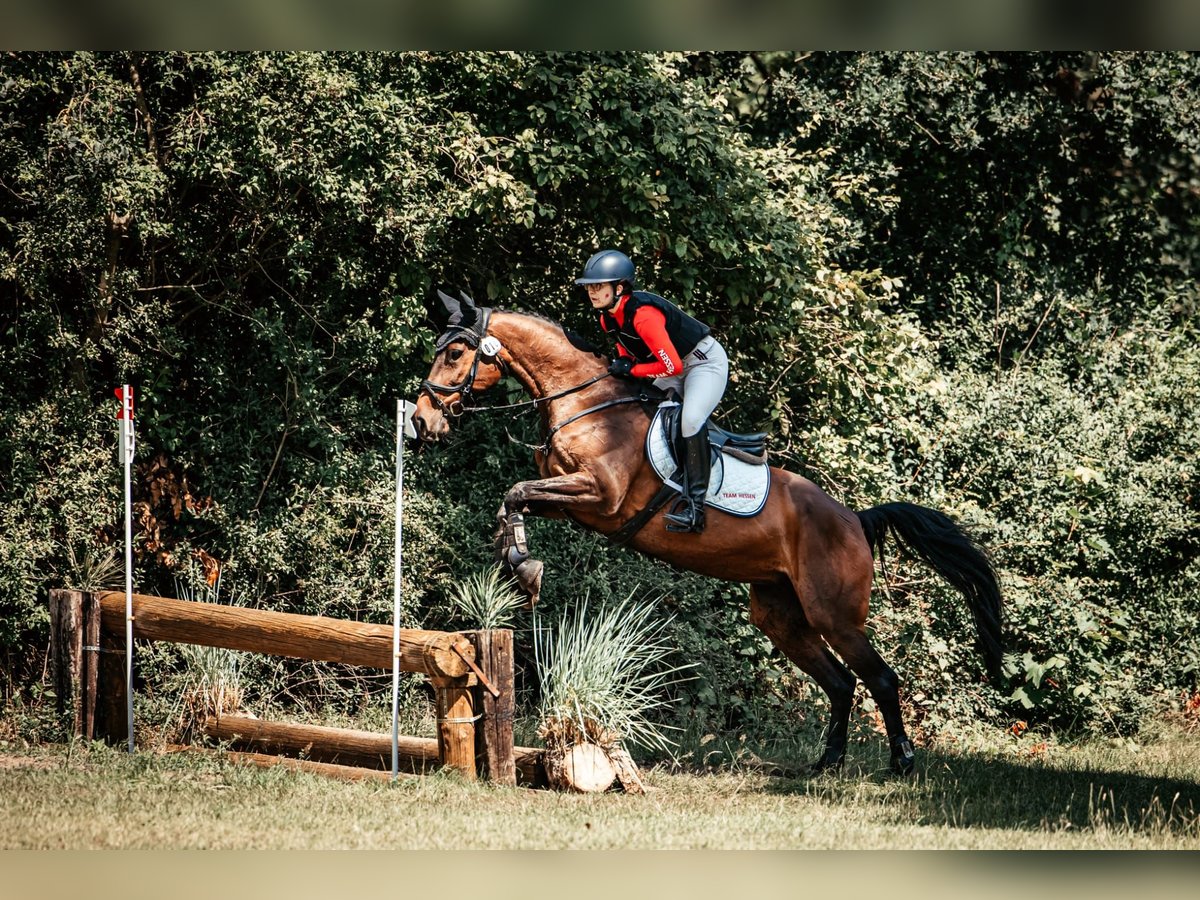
(0, 754, 55, 771)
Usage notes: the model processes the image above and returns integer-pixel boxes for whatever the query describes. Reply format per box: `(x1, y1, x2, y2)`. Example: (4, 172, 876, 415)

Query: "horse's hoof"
(889, 737, 916, 776)
(514, 558, 543, 608)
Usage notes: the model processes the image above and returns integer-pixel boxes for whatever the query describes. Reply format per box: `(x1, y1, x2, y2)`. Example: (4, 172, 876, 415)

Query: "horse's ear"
(454, 289, 479, 330)
(426, 283, 463, 328)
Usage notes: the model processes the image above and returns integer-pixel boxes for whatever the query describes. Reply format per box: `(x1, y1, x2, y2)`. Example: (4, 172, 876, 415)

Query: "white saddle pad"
(646, 403, 770, 517)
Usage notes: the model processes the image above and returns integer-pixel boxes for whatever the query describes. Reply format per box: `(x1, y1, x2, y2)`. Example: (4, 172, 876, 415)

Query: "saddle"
(606, 392, 772, 545)
(658, 399, 768, 466)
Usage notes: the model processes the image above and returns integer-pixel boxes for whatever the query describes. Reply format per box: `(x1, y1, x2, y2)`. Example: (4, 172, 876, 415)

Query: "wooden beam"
(166, 744, 406, 783)
(204, 714, 437, 773)
(96, 591, 472, 678)
(203, 714, 546, 786)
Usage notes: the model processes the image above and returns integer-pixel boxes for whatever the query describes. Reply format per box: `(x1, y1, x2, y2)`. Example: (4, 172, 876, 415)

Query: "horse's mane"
(493, 307, 606, 359)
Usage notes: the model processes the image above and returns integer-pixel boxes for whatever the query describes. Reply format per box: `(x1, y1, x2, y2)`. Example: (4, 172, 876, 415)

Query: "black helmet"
(575, 249, 635, 286)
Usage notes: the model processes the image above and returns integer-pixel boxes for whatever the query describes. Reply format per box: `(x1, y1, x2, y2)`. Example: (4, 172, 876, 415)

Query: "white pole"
(391, 399, 404, 781)
(119, 385, 135, 753)
(391, 399, 417, 781)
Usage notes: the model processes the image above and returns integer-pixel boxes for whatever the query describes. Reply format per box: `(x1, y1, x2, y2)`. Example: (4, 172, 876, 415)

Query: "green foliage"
(1, 51, 1197, 754)
(731, 52, 1200, 361)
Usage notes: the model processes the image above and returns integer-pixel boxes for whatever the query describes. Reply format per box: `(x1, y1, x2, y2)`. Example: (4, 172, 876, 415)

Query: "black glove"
(608, 356, 635, 379)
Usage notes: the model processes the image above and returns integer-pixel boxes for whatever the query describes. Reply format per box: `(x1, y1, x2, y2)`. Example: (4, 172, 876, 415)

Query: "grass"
(1, 721, 1198, 849)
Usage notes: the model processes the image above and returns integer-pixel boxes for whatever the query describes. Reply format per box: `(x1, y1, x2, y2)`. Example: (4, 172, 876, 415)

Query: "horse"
(412, 290, 1003, 775)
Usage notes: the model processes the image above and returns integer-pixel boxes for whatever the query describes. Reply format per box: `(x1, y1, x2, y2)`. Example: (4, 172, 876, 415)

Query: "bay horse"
(413, 291, 1003, 775)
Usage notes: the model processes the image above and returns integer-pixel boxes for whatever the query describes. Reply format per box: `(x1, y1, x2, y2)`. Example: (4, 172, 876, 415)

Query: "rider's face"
(585, 282, 616, 309)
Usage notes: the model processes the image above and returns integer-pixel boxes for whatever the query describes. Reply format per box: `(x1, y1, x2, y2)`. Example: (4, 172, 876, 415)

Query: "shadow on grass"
(760, 744, 1200, 836)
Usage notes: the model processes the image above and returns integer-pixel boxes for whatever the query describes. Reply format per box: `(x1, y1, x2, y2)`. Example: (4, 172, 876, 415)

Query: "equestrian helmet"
(575, 249, 635, 286)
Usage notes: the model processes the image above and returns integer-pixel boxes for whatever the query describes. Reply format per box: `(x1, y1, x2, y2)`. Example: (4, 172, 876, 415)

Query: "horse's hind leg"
(749, 583, 856, 772)
(824, 624, 915, 776)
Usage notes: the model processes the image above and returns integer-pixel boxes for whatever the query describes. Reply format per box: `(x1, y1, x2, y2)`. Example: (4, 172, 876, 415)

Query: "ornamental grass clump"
(534, 592, 693, 790)
(445, 565, 527, 630)
(164, 570, 247, 738)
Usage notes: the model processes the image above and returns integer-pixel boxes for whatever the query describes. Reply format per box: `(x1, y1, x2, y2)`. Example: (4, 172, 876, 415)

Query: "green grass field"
(2, 721, 1197, 849)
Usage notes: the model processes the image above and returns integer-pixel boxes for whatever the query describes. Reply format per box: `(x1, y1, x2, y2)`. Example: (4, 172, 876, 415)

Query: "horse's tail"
(857, 502, 1003, 681)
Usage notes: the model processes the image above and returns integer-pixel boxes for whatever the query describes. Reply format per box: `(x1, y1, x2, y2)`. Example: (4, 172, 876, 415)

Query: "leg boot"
(664, 425, 711, 533)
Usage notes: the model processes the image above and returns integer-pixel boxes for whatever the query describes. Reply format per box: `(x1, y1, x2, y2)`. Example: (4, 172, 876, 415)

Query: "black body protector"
(600, 291, 710, 367)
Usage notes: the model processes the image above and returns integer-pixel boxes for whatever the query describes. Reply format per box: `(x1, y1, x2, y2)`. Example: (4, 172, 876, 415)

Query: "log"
(466, 629, 516, 786)
(166, 744, 404, 783)
(204, 714, 437, 773)
(202, 714, 547, 786)
(96, 591, 472, 678)
(561, 743, 616, 793)
(608, 746, 646, 795)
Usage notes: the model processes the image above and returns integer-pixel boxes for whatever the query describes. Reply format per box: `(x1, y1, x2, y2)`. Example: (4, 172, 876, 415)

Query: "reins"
(420, 313, 648, 455)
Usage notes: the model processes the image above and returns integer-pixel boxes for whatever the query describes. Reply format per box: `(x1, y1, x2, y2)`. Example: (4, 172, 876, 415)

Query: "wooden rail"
(50, 589, 522, 785)
(203, 714, 545, 786)
(95, 591, 473, 677)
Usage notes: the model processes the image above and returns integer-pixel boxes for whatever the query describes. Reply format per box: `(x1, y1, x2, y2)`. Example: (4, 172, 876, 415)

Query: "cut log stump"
(561, 743, 616, 793)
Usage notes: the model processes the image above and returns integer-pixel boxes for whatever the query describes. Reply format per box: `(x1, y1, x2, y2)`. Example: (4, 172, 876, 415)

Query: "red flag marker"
(114, 386, 135, 419)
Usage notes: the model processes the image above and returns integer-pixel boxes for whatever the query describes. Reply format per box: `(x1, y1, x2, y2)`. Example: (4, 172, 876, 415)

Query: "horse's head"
(413, 287, 506, 442)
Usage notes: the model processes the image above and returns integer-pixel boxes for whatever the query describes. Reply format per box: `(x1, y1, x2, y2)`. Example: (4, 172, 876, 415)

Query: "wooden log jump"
(203, 714, 545, 787)
(50, 589, 521, 785)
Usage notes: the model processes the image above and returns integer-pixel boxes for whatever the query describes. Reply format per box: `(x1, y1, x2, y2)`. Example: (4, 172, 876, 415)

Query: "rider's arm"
(629, 306, 683, 378)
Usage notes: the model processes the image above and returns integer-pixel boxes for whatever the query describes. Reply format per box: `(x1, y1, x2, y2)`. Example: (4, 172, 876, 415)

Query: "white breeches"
(652, 335, 729, 437)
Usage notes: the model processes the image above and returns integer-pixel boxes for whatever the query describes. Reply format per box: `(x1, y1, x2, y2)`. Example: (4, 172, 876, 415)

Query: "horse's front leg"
(494, 471, 605, 606)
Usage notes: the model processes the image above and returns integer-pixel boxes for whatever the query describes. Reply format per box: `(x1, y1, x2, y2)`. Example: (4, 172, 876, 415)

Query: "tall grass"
(533, 592, 694, 754)
(66, 543, 122, 591)
(161, 571, 247, 736)
(445, 566, 526, 629)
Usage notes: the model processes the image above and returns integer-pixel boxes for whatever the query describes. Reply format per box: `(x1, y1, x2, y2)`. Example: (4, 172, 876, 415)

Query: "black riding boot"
(664, 426, 710, 533)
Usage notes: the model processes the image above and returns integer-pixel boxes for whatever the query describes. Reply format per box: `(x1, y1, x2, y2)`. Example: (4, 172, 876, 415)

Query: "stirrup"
(664, 498, 705, 533)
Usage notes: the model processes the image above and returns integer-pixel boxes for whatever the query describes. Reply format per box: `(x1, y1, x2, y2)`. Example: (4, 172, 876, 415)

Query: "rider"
(575, 249, 729, 534)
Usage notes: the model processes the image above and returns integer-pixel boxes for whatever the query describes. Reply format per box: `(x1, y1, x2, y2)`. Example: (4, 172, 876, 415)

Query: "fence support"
(466, 629, 516, 786)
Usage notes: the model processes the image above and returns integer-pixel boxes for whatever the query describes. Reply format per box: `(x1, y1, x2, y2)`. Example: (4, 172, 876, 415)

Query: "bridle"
(419, 307, 651, 453)
(419, 309, 502, 419)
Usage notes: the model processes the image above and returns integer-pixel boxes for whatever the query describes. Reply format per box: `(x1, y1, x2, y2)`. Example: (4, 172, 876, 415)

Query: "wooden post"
(49, 589, 84, 736)
(48, 589, 102, 740)
(94, 614, 128, 745)
(466, 629, 516, 786)
(81, 591, 101, 740)
(432, 677, 476, 780)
